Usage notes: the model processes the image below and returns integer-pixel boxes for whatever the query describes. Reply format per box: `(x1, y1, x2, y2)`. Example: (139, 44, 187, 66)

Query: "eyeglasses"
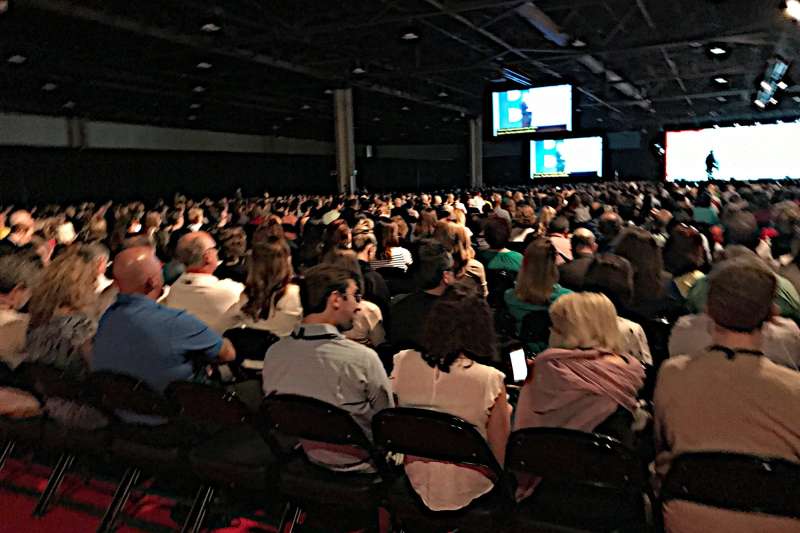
(335, 290, 362, 303)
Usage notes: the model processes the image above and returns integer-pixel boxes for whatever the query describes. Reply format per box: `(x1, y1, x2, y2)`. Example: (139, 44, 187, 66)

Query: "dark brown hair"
(242, 237, 292, 321)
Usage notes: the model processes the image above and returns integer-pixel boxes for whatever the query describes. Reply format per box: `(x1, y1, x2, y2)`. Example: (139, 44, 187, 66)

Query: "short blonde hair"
(549, 292, 621, 353)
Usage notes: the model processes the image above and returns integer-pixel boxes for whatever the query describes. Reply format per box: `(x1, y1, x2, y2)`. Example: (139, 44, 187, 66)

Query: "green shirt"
(686, 273, 800, 321)
(479, 250, 523, 273)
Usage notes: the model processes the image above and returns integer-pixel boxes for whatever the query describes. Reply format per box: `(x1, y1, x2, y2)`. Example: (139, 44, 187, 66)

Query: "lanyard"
(291, 327, 339, 341)
(708, 345, 764, 360)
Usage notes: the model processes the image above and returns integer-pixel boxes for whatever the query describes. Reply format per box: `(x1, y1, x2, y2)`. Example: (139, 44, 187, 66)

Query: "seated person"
(163, 231, 244, 333)
(390, 241, 454, 350)
(92, 246, 236, 393)
(655, 258, 800, 532)
(515, 292, 646, 441)
(504, 238, 571, 352)
(478, 216, 523, 273)
(229, 236, 302, 337)
(0, 253, 39, 369)
(392, 281, 510, 511)
(262, 264, 393, 471)
(558, 228, 597, 291)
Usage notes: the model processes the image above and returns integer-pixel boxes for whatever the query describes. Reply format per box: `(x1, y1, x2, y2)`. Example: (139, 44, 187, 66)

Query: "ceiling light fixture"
(714, 77, 728, 84)
(7, 54, 26, 64)
(352, 66, 366, 75)
(189, 103, 201, 109)
(754, 99, 766, 108)
(324, 89, 333, 95)
(284, 116, 294, 121)
(372, 117, 381, 122)
(437, 90, 449, 97)
(196, 62, 212, 69)
(193, 85, 206, 93)
(769, 97, 779, 105)
(41, 83, 57, 91)
(201, 22, 221, 33)
(761, 80, 773, 91)
(300, 104, 311, 110)
(716, 96, 727, 102)
(794, 96, 800, 103)
(400, 31, 419, 41)
(188, 115, 197, 121)
(777, 81, 789, 90)
(63, 101, 76, 109)
(401, 105, 410, 111)
(709, 46, 727, 56)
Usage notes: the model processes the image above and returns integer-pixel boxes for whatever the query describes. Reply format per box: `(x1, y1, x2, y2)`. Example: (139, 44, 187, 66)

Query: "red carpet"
(0, 459, 278, 532)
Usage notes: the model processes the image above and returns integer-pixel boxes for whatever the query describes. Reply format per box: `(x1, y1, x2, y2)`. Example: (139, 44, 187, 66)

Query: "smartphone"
(509, 348, 528, 383)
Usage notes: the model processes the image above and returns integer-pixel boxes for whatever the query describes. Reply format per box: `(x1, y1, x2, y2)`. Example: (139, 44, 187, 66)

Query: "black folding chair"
(89, 371, 195, 533)
(223, 326, 280, 379)
(18, 363, 111, 518)
(376, 266, 412, 296)
(372, 407, 514, 533)
(506, 427, 649, 532)
(260, 394, 388, 533)
(518, 309, 552, 354)
(486, 269, 516, 309)
(166, 381, 276, 533)
(661, 452, 800, 520)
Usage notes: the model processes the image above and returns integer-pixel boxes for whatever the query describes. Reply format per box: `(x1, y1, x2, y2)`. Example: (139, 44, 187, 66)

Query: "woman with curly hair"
(233, 236, 302, 337)
(391, 280, 511, 511)
(26, 245, 100, 376)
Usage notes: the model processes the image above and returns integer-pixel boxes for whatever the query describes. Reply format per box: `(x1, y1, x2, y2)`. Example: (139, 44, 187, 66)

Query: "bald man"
(91, 246, 235, 393)
(0, 210, 35, 256)
(558, 227, 598, 291)
(162, 231, 243, 333)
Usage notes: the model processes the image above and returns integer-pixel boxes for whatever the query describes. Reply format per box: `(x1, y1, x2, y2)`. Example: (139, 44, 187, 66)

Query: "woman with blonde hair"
(515, 291, 646, 447)
(26, 245, 100, 375)
(504, 239, 571, 349)
(433, 220, 487, 296)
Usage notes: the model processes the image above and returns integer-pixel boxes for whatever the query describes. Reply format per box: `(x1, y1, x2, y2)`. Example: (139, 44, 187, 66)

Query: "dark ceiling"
(0, 0, 798, 145)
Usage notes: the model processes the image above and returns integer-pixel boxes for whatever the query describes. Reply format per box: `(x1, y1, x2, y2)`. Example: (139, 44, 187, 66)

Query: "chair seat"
(278, 457, 383, 508)
(40, 420, 111, 454)
(0, 415, 43, 444)
(384, 475, 509, 533)
(189, 426, 274, 490)
(110, 422, 193, 469)
(514, 481, 646, 532)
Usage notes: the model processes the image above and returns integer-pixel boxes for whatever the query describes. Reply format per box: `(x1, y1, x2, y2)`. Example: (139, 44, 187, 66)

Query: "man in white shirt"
(164, 231, 243, 333)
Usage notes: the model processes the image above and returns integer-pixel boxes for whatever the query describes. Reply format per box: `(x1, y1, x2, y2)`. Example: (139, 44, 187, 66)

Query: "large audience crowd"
(1, 180, 799, 531)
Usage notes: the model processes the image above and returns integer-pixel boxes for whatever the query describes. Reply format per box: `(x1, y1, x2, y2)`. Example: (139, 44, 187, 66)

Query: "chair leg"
(32, 453, 75, 517)
(180, 485, 215, 533)
(286, 505, 302, 533)
(0, 440, 15, 473)
(276, 502, 293, 533)
(96, 466, 140, 533)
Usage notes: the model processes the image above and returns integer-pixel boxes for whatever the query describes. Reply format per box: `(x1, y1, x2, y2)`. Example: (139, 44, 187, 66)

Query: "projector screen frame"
(484, 81, 577, 140)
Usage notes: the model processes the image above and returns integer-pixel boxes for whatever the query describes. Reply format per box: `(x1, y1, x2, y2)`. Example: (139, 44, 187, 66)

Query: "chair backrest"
(662, 452, 800, 519)
(639, 317, 673, 367)
(487, 269, 516, 308)
(494, 306, 517, 339)
(372, 407, 503, 479)
(20, 362, 88, 403)
(260, 393, 372, 450)
(518, 309, 552, 347)
(505, 428, 644, 490)
(223, 327, 280, 361)
(89, 371, 175, 418)
(166, 381, 252, 428)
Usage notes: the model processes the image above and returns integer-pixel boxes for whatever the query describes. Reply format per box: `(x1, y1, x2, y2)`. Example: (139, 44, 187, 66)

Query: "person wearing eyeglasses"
(262, 263, 393, 472)
(163, 231, 244, 333)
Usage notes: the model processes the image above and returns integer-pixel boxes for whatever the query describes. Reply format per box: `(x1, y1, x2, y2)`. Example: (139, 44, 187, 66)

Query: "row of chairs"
(2, 364, 798, 532)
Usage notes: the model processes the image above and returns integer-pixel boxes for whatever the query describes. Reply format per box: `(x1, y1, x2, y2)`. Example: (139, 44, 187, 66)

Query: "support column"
(469, 116, 483, 188)
(334, 88, 356, 193)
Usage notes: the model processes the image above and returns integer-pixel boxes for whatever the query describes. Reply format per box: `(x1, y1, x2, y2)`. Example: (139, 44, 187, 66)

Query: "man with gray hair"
(163, 231, 243, 333)
(558, 227, 597, 291)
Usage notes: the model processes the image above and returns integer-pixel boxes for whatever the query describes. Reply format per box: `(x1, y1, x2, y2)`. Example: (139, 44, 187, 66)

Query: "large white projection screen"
(666, 123, 800, 181)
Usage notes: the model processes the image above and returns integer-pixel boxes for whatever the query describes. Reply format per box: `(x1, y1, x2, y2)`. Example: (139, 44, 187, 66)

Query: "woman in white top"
(391, 281, 511, 512)
(233, 236, 302, 337)
(369, 220, 413, 272)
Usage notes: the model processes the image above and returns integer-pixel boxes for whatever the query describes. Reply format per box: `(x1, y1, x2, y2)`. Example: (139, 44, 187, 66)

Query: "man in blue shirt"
(92, 246, 235, 392)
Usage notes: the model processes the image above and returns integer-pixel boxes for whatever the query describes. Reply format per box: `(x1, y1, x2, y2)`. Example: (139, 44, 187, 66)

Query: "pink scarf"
(514, 348, 645, 433)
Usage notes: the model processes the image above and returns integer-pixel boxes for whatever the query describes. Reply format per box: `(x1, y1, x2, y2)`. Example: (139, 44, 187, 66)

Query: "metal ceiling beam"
(25, 0, 471, 115)
(584, 88, 749, 107)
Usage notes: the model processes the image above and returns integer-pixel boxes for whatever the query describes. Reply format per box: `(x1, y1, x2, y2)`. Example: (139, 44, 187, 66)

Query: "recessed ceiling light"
(352, 66, 366, 75)
(437, 90, 449, 97)
(401, 105, 410, 111)
(716, 96, 727, 102)
(596, 118, 604, 122)
(284, 116, 294, 121)
(271, 125, 280, 130)
(63, 101, 76, 109)
(794, 96, 800, 103)
(689, 41, 703, 48)
(709, 46, 727, 55)
(372, 117, 381, 122)
(754, 100, 766, 108)
(777, 81, 789, 90)
(424, 125, 431, 130)
(324, 89, 333, 95)
(760, 81, 772, 91)
(201, 22, 221, 33)
(571, 39, 587, 48)
(400, 31, 419, 41)
(188, 115, 197, 121)
(769, 97, 778, 105)
(189, 103, 201, 109)
(41, 83, 57, 91)
(714, 77, 728, 84)
(300, 104, 311, 110)
(7, 54, 26, 64)
(193, 85, 205, 93)
(196, 62, 212, 69)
